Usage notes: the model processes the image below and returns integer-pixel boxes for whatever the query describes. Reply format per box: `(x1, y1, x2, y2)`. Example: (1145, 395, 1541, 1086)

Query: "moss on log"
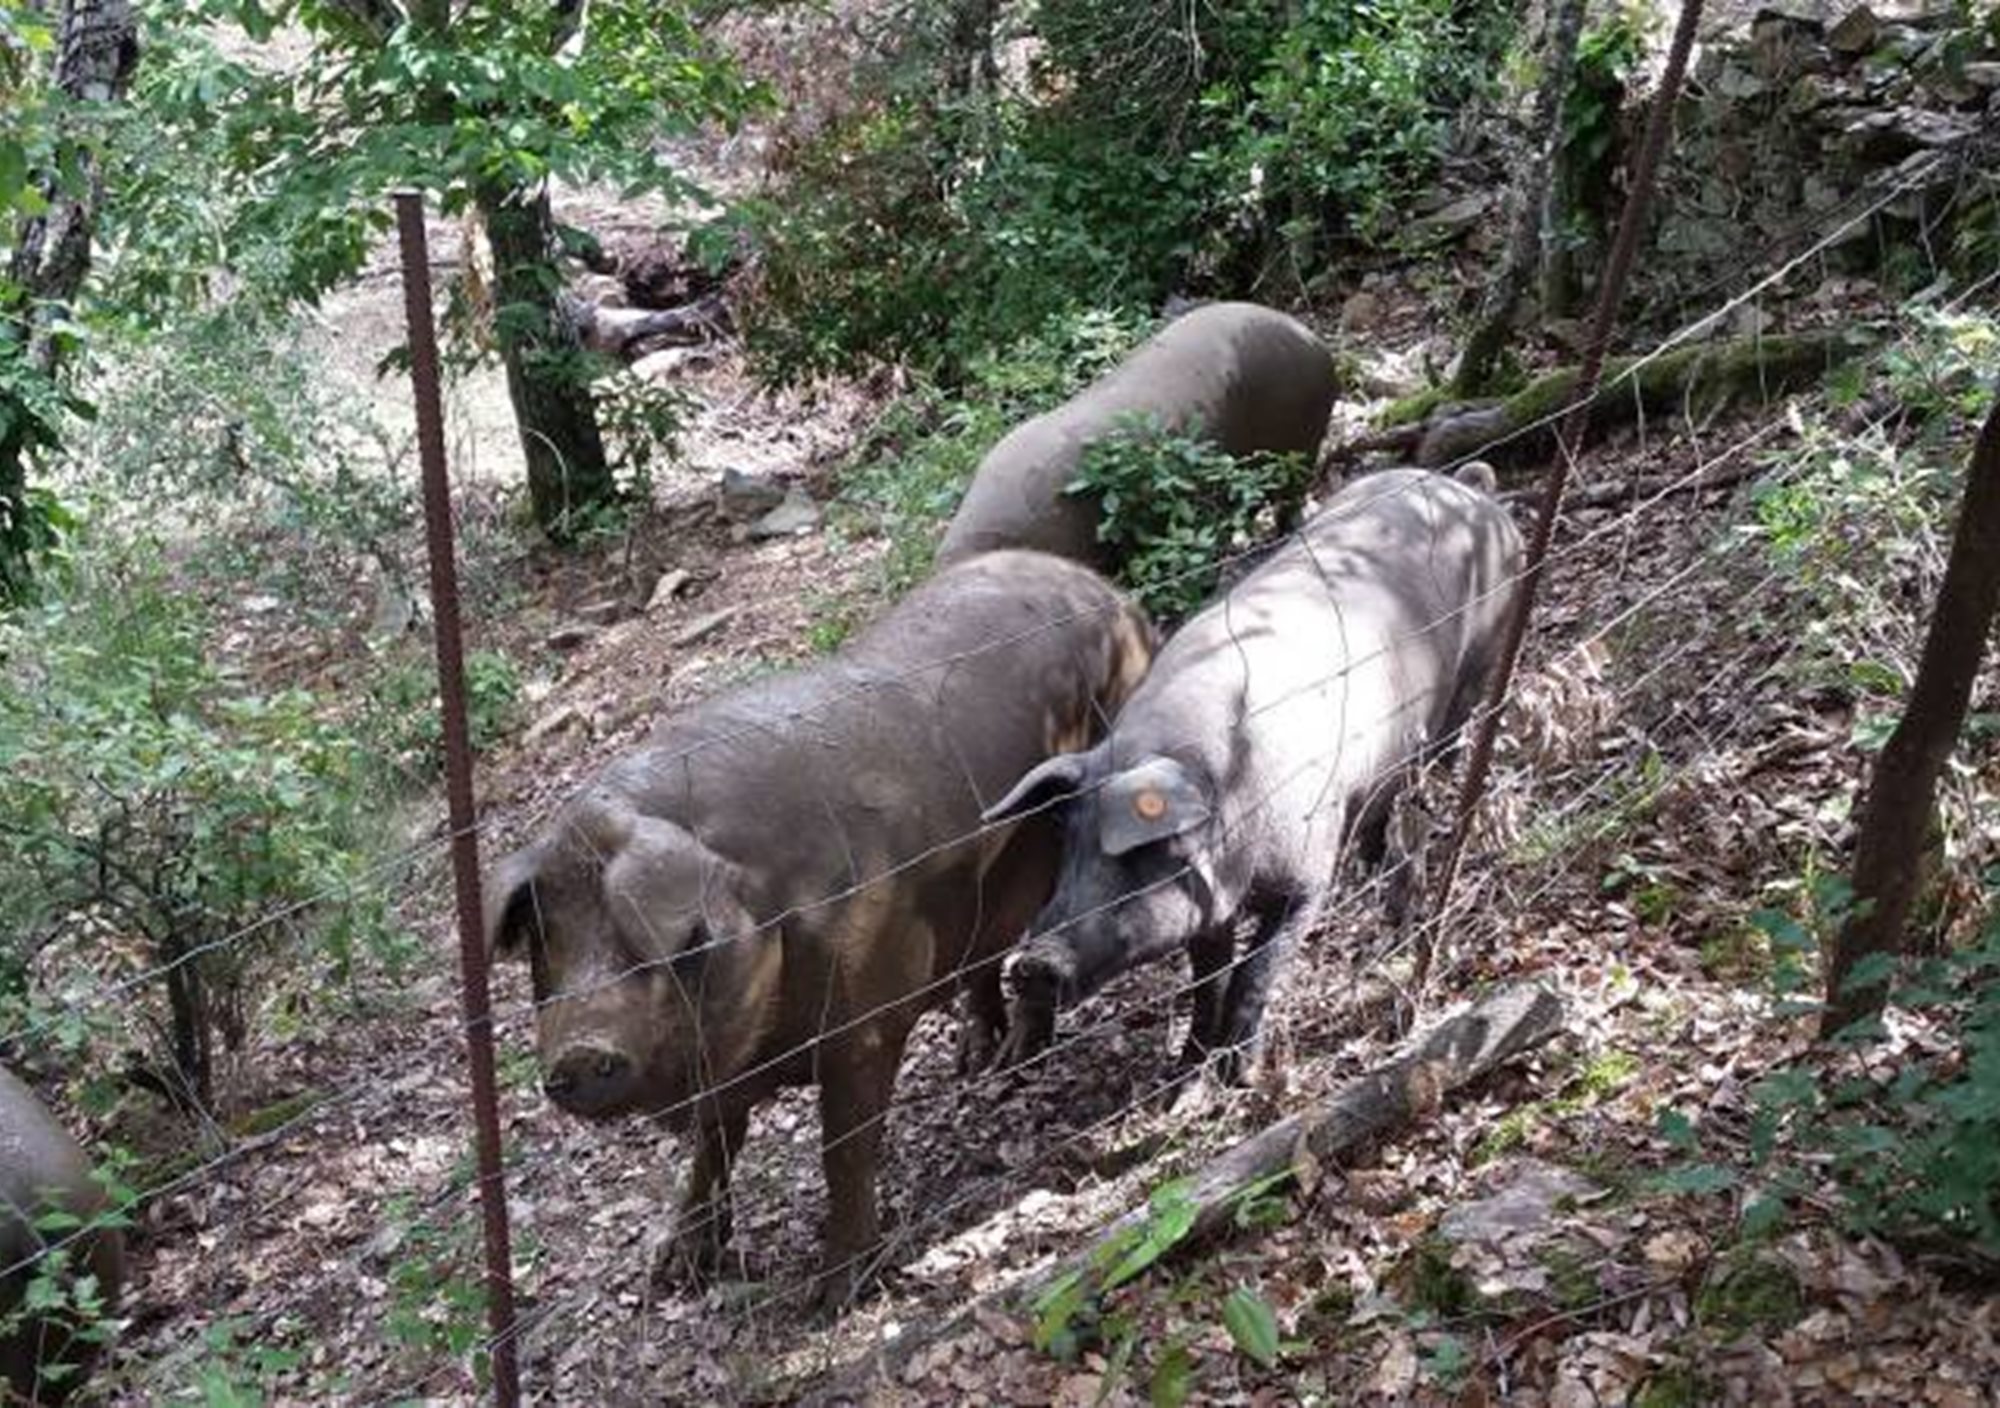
(1397, 329, 1872, 468)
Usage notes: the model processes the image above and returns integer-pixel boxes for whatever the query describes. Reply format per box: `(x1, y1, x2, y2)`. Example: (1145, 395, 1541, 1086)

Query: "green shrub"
(750, 0, 1506, 381)
(365, 647, 523, 780)
(0, 544, 403, 1103)
(834, 306, 1153, 592)
(1067, 414, 1313, 619)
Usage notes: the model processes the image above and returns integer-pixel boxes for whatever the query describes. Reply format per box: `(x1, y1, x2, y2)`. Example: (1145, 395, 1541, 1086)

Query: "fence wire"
(3, 140, 1989, 1404)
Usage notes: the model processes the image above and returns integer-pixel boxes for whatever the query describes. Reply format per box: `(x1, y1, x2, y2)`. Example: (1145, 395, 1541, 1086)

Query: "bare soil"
(91, 9, 2000, 1406)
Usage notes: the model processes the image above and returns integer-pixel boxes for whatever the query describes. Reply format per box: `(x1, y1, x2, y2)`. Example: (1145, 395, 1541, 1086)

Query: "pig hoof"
(954, 1016, 1001, 1075)
(995, 1000, 1057, 1071)
(652, 1220, 731, 1291)
(809, 1261, 864, 1319)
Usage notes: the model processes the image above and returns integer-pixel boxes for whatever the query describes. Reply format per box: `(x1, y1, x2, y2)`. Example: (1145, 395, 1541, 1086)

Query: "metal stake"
(394, 188, 522, 1407)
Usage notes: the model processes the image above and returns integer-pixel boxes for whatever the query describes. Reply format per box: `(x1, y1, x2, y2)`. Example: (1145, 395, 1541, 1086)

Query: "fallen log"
(571, 291, 732, 358)
(1332, 329, 1872, 471)
(806, 981, 1564, 1405)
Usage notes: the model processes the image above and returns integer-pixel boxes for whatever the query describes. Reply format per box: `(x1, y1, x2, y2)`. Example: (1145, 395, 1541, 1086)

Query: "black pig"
(984, 467, 1522, 1078)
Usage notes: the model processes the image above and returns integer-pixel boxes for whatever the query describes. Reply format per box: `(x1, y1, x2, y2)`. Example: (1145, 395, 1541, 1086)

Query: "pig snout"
(544, 1041, 640, 1117)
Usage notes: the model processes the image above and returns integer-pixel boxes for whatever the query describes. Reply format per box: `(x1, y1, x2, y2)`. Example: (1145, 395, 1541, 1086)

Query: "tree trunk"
(0, 0, 139, 598)
(475, 184, 614, 536)
(1822, 392, 2000, 1036)
(1454, 0, 1587, 397)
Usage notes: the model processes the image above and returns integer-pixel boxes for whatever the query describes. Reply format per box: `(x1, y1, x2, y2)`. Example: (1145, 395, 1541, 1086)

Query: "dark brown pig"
(936, 302, 1337, 571)
(985, 467, 1522, 1078)
(2, 1065, 125, 1404)
(485, 550, 1153, 1311)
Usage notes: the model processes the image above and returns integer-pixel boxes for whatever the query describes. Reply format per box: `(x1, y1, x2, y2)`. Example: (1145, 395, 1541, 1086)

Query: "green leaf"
(1656, 1163, 1738, 1196)
(1657, 1108, 1699, 1152)
(1148, 1341, 1194, 1407)
(1221, 1285, 1280, 1367)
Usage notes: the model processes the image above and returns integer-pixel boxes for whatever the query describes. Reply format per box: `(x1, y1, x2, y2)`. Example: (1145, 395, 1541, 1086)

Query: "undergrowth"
(832, 307, 1152, 593)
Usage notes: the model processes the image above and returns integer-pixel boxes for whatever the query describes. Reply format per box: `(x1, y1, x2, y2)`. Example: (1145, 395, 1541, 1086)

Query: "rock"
(368, 573, 421, 639)
(1840, 106, 1978, 162)
(545, 621, 600, 651)
(630, 346, 715, 382)
(718, 467, 785, 521)
(1919, 59, 1982, 106)
(1964, 61, 2000, 90)
(573, 273, 628, 309)
(749, 488, 821, 539)
(1827, 6, 1880, 55)
(1412, 191, 1494, 239)
(670, 607, 738, 649)
(524, 704, 584, 747)
(1339, 291, 1384, 335)
(1439, 1160, 1601, 1247)
(1749, 12, 1830, 83)
(1715, 63, 1771, 99)
(646, 568, 693, 613)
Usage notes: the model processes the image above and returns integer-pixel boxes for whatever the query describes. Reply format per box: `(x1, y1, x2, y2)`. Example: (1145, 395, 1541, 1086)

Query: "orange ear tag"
(1133, 790, 1168, 822)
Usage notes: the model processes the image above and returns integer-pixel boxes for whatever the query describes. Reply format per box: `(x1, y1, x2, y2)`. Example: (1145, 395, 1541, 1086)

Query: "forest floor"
(95, 13, 2000, 1408)
(105, 245, 2000, 1407)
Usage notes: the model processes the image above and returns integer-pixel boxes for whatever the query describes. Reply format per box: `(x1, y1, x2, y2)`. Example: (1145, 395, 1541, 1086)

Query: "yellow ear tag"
(1133, 789, 1168, 822)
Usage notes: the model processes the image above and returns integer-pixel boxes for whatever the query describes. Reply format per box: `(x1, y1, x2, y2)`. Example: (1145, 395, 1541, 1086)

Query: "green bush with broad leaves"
(751, 0, 1507, 383)
(1657, 881, 2000, 1263)
(1649, 310, 2000, 1263)
(1067, 414, 1314, 620)
(0, 545, 403, 1105)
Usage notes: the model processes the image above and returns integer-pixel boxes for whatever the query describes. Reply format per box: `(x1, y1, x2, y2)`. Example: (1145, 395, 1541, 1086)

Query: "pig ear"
(983, 753, 1090, 825)
(1098, 756, 1211, 857)
(1453, 460, 1498, 494)
(603, 817, 759, 956)
(484, 847, 543, 957)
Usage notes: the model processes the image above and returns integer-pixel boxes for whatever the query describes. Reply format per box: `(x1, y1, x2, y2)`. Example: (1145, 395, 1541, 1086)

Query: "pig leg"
(1210, 895, 1321, 1085)
(656, 1105, 750, 1287)
(811, 1021, 912, 1316)
(955, 962, 1007, 1074)
(1178, 923, 1237, 1076)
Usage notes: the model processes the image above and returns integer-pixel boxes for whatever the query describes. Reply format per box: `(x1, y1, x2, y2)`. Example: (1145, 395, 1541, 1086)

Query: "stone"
(524, 704, 584, 746)
(1715, 63, 1771, 99)
(545, 621, 599, 651)
(749, 488, 821, 539)
(1827, 6, 1880, 55)
(1339, 290, 1384, 334)
(1412, 191, 1494, 238)
(1964, 62, 2000, 90)
(646, 568, 692, 613)
(573, 273, 628, 309)
(1439, 1161, 1601, 1247)
(670, 607, 738, 649)
(718, 467, 785, 521)
(631, 346, 714, 382)
(1840, 106, 1978, 162)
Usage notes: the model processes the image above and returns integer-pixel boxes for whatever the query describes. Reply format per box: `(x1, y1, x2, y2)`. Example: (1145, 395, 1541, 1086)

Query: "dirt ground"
(85, 6, 2000, 1405)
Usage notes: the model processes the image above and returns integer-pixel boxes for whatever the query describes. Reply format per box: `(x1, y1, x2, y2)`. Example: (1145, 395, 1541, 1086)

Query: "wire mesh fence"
(0, 128, 1993, 1405)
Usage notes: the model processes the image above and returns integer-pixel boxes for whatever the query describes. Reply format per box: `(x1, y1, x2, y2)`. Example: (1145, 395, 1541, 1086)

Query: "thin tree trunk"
(0, 0, 139, 597)
(1454, 0, 1587, 397)
(475, 184, 614, 535)
(1822, 391, 2000, 1036)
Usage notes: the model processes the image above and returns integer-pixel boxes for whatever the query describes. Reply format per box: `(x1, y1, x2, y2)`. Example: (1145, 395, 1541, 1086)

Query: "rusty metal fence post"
(1419, 0, 1707, 990)
(394, 189, 523, 1407)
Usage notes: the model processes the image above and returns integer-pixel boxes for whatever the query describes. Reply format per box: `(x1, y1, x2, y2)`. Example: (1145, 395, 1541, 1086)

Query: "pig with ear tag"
(986, 466, 1522, 1080)
(485, 549, 1154, 1313)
